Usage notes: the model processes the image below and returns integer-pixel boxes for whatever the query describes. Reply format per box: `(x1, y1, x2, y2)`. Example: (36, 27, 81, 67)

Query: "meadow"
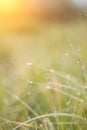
(0, 20, 87, 130)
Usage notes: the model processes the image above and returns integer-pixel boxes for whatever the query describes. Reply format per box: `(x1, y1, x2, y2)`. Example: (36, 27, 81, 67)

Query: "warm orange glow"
(0, 0, 22, 14)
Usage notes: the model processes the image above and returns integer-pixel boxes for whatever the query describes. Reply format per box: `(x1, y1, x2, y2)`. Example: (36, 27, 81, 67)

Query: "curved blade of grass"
(12, 113, 87, 130)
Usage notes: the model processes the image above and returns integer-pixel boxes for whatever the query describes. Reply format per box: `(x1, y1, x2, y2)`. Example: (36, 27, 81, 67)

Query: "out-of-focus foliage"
(0, 1, 87, 130)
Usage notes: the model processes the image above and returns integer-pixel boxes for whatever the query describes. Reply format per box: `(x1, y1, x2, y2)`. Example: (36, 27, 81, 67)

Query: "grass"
(0, 20, 87, 130)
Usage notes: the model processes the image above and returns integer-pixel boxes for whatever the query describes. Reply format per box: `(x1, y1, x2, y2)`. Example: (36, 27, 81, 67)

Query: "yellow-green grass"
(0, 20, 87, 130)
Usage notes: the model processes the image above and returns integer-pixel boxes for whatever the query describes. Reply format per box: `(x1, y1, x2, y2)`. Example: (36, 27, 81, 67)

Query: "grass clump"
(0, 22, 87, 130)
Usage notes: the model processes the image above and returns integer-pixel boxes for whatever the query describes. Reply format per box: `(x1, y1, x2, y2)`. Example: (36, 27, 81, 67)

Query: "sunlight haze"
(0, 0, 23, 14)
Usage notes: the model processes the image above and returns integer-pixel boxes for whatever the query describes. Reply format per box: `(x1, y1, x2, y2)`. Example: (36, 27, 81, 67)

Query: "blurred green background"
(0, 0, 87, 130)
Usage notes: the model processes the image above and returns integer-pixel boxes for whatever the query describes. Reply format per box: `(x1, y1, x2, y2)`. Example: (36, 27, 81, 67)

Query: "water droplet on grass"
(47, 86, 50, 89)
(15, 96, 19, 100)
(49, 123, 52, 126)
(26, 62, 32, 66)
(76, 60, 80, 64)
(65, 53, 69, 56)
(59, 84, 63, 88)
(80, 99, 84, 103)
(50, 69, 54, 73)
(40, 124, 43, 127)
(27, 80, 33, 84)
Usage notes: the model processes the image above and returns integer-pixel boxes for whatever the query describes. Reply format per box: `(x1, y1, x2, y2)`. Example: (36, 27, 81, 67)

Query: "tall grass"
(0, 22, 87, 130)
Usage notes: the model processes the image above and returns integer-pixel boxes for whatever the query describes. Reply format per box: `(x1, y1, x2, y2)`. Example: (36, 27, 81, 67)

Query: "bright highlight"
(0, 0, 22, 14)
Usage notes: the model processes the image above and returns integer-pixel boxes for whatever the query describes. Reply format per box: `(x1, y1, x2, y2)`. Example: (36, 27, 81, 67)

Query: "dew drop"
(50, 69, 54, 73)
(47, 86, 50, 89)
(15, 96, 19, 100)
(80, 99, 84, 103)
(49, 123, 52, 126)
(59, 84, 63, 88)
(76, 60, 80, 64)
(27, 80, 33, 84)
(65, 53, 69, 56)
(26, 62, 32, 66)
(40, 124, 43, 127)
